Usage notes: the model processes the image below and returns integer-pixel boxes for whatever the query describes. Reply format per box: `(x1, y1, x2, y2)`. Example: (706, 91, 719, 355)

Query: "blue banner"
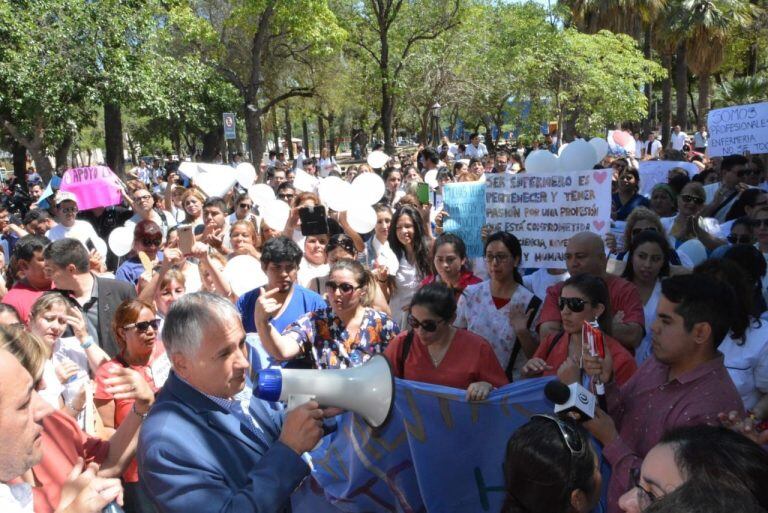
(293, 378, 557, 513)
(442, 182, 487, 259)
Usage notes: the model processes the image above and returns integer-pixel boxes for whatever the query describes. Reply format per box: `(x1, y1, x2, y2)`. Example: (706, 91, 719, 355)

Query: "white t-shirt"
(720, 320, 768, 411)
(523, 269, 570, 301)
(465, 143, 488, 160)
(670, 131, 687, 151)
(46, 221, 107, 256)
(644, 140, 662, 158)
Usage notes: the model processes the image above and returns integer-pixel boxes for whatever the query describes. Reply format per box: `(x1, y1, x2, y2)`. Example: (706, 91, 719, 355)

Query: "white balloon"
(346, 203, 377, 233)
(424, 169, 438, 189)
(558, 143, 569, 156)
(558, 139, 599, 172)
(178, 161, 199, 179)
(108, 226, 133, 257)
(235, 163, 257, 188)
(194, 164, 238, 197)
(366, 150, 390, 169)
(350, 172, 386, 205)
(224, 255, 267, 296)
(677, 239, 708, 266)
(248, 184, 275, 207)
(293, 168, 318, 192)
(318, 177, 352, 212)
(261, 199, 290, 232)
(524, 150, 559, 174)
(589, 137, 609, 161)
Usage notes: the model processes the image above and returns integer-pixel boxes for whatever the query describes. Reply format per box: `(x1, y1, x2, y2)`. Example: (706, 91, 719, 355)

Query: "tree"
(337, 0, 461, 153)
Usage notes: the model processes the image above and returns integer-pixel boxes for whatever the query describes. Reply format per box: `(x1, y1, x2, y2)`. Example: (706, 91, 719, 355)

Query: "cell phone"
(299, 206, 330, 236)
(85, 238, 96, 252)
(416, 182, 430, 205)
(178, 225, 195, 255)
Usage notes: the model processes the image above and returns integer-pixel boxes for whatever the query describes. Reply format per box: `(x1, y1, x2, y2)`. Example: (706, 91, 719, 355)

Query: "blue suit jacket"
(137, 371, 309, 513)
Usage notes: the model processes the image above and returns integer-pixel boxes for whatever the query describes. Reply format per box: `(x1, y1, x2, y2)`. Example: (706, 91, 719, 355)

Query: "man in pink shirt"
(538, 232, 645, 351)
(580, 274, 744, 513)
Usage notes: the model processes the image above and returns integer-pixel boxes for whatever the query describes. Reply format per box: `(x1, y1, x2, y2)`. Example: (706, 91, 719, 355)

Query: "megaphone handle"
(286, 394, 316, 411)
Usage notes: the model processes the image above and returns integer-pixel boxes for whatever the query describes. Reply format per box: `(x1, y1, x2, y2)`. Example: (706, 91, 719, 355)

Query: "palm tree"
(714, 73, 768, 106)
(681, 0, 752, 123)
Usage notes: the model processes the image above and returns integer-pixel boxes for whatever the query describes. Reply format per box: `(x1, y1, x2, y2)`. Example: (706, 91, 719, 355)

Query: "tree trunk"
(328, 113, 336, 156)
(201, 128, 220, 162)
(674, 43, 688, 130)
(483, 117, 495, 153)
(301, 118, 309, 158)
(660, 54, 673, 150)
(54, 133, 73, 171)
(283, 106, 294, 160)
(642, 25, 654, 133)
(317, 115, 326, 152)
(245, 103, 266, 168)
(698, 74, 711, 126)
(104, 101, 125, 176)
(12, 141, 26, 185)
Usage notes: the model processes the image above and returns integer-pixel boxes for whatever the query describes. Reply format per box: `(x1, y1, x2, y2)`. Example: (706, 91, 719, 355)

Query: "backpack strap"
(397, 330, 415, 378)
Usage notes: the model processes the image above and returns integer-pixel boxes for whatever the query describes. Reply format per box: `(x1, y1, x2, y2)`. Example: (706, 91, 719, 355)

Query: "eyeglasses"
(727, 234, 754, 244)
(484, 253, 511, 263)
(680, 194, 705, 205)
(60, 206, 78, 214)
(629, 467, 658, 509)
(278, 193, 295, 200)
(558, 297, 592, 313)
(325, 281, 359, 294)
(238, 203, 253, 209)
(134, 195, 153, 202)
(124, 319, 160, 332)
(407, 315, 445, 332)
(631, 226, 659, 237)
(532, 414, 585, 456)
(141, 238, 162, 247)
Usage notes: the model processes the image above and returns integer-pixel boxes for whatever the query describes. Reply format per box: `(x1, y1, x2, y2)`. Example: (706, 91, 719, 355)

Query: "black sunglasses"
(680, 194, 705, 205)
(631, 226, 658, 237)
(124, 319, 160, 332)
(727, 234, 754, 244)
(532, 414, 585, 456)
(141, 238, 162, 247)
(325, 281, 359, 294)
(558, 297, 592, 313)
(238, 203, 253, 209)
(407, 315, 445, 332)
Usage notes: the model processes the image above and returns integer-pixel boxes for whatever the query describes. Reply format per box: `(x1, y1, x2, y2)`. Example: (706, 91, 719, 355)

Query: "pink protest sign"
(59, 166, 123, 210)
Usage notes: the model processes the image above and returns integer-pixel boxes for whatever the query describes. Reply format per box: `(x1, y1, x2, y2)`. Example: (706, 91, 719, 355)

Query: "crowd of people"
(1, 128, 767, 513)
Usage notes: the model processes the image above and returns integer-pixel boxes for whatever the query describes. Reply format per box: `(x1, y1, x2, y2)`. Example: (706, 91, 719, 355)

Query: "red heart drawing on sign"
(593, 220, 605, 231)
(593, 171, 608, 184)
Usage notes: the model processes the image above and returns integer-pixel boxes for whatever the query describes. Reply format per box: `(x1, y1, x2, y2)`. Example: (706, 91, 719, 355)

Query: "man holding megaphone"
(137, 292, 338, 513)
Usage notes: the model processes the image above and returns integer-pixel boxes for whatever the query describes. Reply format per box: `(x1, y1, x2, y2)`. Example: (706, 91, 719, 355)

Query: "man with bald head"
(537, 232, 645, 350)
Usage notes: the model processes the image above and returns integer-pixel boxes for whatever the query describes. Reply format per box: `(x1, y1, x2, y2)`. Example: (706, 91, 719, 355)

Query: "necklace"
(428, 328, 455, 367)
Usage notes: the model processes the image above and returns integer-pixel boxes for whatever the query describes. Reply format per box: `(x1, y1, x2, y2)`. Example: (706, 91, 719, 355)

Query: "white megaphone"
(255, 354, 395, 429)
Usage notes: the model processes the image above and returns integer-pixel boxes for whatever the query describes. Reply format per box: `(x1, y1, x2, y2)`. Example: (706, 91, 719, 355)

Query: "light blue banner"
(442, 182, 487, 259)
(293, 378, 563, 513)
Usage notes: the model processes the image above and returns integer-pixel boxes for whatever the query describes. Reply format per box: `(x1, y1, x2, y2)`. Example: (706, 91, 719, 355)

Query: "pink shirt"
(602, 355, 744, 513)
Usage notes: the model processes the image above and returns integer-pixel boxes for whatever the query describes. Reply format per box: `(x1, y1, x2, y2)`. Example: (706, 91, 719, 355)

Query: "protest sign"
(707, 101, 768, 157)
(485, 171, 612, 268)
(59, 166, 122, 210)
(638, 160, 699, 197)
(442, 182, 486, 258)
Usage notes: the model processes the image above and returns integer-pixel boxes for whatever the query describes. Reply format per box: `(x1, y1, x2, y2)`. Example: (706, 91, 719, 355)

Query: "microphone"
(544, 380, 596, 421)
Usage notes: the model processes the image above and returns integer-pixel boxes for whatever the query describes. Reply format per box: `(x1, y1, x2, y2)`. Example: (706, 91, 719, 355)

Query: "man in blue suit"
(137, 292, 329, 513)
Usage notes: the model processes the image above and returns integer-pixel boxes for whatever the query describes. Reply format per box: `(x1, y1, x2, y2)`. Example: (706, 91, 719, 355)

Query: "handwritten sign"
(442, 182, 486, 258)
(60, 166, 122, 211)
(638, 160, 700, 197)
(485, 170, 612, 268)
(707, 101, 768, 157)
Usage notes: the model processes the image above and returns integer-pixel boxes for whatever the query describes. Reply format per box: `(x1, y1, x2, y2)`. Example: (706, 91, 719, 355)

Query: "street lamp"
(430, 102, 441, 146)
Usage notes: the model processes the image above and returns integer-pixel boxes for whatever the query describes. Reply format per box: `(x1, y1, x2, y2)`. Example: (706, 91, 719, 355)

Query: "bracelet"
(132, 403, 149, 421)
(80, 336, 94, 350)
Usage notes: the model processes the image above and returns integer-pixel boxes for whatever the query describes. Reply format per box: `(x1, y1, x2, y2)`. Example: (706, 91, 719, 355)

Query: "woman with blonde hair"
(181, 189, 205, 226)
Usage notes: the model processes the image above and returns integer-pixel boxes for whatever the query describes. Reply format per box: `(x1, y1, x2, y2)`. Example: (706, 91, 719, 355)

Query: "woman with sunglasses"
(384, 282, 507, 400)
(255, 258, 398, 369)
(94, 299, 169, 513)
(663, 181, 725, 251)
(115, 220, 164, 286)
(522, 274, 636, 385)
(621, 231, 672, 364)
(502, 415, 601, 513)
(28, 292, 109, 422)
(455, 232, 539, 380)
(228, 192, 257, 226)
(612, 160, 650, 221)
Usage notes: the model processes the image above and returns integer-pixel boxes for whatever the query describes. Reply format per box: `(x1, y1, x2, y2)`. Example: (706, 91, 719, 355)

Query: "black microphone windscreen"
(544, 380, 571, 405)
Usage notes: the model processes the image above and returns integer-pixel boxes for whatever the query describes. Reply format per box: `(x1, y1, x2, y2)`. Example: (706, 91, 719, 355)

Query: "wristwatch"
(132, 403, 149, 421)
